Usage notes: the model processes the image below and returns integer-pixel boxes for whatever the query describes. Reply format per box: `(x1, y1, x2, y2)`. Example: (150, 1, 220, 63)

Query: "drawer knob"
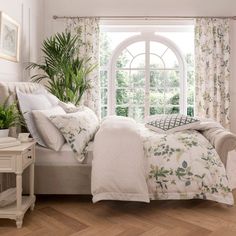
(28, 149, 31, 151)
(28, 156, 32, 159)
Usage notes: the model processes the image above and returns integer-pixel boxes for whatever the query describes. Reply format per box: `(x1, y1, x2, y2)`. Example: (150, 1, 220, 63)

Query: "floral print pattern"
(49, 106, 99, 163)
(141, 128, 233, 204)
(66, 18, 101, 118)
(195, 18, 231, 129)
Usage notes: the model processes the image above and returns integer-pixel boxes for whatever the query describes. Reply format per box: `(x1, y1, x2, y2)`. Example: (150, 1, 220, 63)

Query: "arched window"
(109, 34, 186, 122)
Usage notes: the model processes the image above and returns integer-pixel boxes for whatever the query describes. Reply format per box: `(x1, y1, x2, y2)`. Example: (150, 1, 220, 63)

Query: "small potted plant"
(0, 100, 22, 138)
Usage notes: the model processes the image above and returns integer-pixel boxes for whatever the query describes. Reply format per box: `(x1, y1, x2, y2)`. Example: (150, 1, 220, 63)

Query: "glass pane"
(130, 54, 145, 68)
(186, 53, 194, 69)
(131, 89, 145, 105)
(101, 106, 108, 118)
(187, 88, 194, 105)
(150, 54, 165, 69)
(116, 49, 133, 68)
(150, 107, 164, 115)
(100, 32, 111, 67)
(150, 70, 165, 88)
(166, 70, 180, 87)
(130, 107, 144, 122)
(166, 89, 180, 105)
(162, 48, 179, 69)
(165, 106, 180, 114)
(130, 70, 145, 87)
(101, 88, 108, 105)
(149, 88, 165, 106)
(187, 70, 194, 86)
(116, 70, 129, 88)
(116, 106, 128, 117)
(100, 70, 108, 87)
(155, 31, 194, 57)
(116, 89, 129, 105)
(187, 106, 194, 117)
(150, 41, 168, 57)
(126, 41, 145, 56)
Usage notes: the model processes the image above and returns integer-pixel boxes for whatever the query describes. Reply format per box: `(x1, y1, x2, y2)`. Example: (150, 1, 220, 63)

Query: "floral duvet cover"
(142, 128, 233, 204)
(92, 117, 234, 205)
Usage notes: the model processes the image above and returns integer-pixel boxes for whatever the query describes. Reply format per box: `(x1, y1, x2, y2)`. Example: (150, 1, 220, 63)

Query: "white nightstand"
(0, 142, 36, 228)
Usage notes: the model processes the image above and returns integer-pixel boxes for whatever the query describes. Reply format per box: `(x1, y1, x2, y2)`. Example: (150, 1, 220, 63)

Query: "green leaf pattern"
(142, 128, 233, 204)
(50, 107, 99, 162)
(66, 18, 101, 118)
(195, 19, 230, 128)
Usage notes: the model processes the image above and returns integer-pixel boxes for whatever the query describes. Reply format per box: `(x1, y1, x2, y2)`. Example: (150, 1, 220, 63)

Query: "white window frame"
(109, 33, 187, 118)
(100, 23, 193, 119)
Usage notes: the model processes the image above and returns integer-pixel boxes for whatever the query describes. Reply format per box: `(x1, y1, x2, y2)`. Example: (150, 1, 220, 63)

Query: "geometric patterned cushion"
(145, 114, 200, 133)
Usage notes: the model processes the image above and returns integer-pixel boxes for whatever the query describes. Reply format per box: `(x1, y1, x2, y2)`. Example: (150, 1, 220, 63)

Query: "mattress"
(35, 142, 93, 166)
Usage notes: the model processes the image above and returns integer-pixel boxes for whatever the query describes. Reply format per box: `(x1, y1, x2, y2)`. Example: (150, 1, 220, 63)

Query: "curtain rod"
(53, 15, 236, 20)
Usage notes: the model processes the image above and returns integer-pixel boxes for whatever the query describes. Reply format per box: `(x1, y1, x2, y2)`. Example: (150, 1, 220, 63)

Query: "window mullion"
(145, 40, 150, 119)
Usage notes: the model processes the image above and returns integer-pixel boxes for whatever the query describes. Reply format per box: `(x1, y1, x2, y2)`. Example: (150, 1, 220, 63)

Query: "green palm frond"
(27, 31, 96, 105)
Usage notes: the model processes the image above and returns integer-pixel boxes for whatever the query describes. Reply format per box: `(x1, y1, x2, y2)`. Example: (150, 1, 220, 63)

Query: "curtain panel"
(195, 18, 231, 128)
(66, 18, 101, 118)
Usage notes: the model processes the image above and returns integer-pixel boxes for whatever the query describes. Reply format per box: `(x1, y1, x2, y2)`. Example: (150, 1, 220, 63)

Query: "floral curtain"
(195, 18, 231, 128)
(66, 18, 100, 118)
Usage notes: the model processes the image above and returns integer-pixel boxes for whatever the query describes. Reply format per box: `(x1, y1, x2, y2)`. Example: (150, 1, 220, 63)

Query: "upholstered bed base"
(23, 165, 91, 194)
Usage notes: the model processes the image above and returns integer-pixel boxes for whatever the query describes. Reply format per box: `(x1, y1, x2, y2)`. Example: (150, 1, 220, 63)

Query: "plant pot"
(0, 129, 9, 138)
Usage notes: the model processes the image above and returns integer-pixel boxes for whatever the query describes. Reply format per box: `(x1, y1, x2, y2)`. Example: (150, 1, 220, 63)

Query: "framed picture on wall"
(0, 12, 20, 62)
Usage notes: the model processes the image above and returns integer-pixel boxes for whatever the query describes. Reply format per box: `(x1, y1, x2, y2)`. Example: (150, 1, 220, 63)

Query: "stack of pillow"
(16, 88, 99, 162)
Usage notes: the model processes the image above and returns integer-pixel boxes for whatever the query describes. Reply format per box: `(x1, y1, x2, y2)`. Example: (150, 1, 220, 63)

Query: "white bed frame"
(0, 82, 92, 194)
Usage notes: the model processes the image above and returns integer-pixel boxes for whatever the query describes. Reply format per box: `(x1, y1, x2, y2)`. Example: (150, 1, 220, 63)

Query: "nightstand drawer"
(0, 155, 16, 172)
(22, 149, 33, 168)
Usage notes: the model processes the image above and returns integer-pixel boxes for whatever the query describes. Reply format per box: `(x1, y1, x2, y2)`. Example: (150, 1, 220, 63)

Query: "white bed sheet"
(35, 142, 93, 166)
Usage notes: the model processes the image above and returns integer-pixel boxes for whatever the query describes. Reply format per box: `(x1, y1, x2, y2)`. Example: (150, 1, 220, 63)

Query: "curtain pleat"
(195, 18, 230, 128)
(66, 18, 101, 118)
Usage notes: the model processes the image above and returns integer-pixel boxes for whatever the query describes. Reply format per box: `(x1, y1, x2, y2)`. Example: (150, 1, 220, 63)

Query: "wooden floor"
(1, 191, 236, 236)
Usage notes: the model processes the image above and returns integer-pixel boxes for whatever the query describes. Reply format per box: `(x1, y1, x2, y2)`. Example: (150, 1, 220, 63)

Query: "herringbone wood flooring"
(1, 191, 236, 236)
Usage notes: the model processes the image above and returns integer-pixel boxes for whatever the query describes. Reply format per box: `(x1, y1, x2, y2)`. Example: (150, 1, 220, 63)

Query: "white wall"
(0, 0, 44, 82)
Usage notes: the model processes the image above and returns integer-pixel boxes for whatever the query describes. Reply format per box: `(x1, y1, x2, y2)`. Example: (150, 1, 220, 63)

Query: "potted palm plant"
(0, 100, 22, 138)
(27, 32, 97, 105)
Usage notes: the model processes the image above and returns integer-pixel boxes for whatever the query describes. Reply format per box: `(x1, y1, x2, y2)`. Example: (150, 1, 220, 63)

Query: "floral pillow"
(145, 114, 200, 133)
(58, 101, 82, 113)
(49, 106, 99, 163)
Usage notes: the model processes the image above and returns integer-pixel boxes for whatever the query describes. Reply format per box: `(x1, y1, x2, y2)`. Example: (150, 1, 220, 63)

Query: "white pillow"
(58, 101, 82, 113)
(32, 106, 66, 151)
(16, 89, 53, 146)
(49, 106, 99, 162)
(145, 114, 200, 133)
(33, 87, 59, 106)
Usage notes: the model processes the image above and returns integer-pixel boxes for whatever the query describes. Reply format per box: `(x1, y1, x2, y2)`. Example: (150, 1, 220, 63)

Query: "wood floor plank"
(0, 194, 236, 235)
(40, 207, 88, 232)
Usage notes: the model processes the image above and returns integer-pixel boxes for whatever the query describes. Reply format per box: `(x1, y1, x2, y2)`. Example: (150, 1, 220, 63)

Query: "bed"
(0, 81, 236, 204)
(0, 82, 93, 194)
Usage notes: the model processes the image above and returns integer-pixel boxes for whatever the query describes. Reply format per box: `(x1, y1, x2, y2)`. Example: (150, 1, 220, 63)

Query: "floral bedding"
(142, 128, 233, 204)
(92, 117, 234, 205)
(50, 106, 99, 163)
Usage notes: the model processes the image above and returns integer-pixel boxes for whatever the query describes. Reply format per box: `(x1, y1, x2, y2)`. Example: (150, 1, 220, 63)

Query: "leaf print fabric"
(142, 128, 233, 204)
(66, 18, 101, 118)
(195, 18, 230, 128)
(50, 106, 99, 163)
(91, 116, 233, 204)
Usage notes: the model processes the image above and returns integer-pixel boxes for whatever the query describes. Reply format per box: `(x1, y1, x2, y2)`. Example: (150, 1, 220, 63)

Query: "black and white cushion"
(145, 114, 200, 133)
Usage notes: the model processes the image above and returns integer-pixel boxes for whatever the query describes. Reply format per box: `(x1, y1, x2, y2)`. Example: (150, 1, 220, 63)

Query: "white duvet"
(91, 116, 234, 205)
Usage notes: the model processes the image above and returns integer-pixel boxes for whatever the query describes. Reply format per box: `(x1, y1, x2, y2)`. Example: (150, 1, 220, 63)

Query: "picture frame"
(0, 12, 20, 62)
